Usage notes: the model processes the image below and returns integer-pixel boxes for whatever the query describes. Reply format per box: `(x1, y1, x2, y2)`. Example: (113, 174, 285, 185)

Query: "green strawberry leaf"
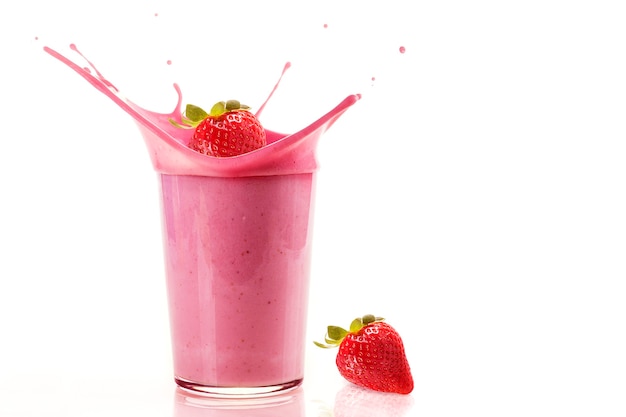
(209, 101, 225, 116)
(225, 99, 241, 111)
(349, 318, 363, 333)
(362, 314, 378, 325)
(322, 336, 333, 346)
(168, 118, 191, 129)
(186, 104, 209, 122)
(327, 325, 348, 341)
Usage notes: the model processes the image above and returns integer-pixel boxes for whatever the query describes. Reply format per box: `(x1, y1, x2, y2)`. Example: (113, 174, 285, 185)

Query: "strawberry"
(315, 314, 414, 395)
(170, 99, 266, 157)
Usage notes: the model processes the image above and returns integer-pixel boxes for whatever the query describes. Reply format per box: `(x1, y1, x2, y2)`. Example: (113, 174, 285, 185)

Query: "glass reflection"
(174, 387, 305, 417)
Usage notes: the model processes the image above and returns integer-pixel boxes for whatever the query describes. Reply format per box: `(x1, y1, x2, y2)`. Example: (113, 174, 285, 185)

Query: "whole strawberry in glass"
(171, 99, 266, 157)
(315, 314, 414, 395)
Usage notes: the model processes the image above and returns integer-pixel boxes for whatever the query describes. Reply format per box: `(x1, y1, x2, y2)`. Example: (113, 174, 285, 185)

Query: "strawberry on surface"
(170, 100, 266, 157)
(315, 314, 414, 395)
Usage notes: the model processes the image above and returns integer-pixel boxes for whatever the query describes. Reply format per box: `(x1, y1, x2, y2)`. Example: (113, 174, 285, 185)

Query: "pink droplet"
(323, 23, 328, 29)
(154, 12, 159, 17)
(34, 36, 39, 41)
(166, 60, 172, 65)
(399, 46, 406, 54)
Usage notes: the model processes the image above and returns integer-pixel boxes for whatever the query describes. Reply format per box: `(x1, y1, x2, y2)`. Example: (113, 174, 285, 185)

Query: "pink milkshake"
(160, 173, 315, 393)
(44, 45, 359, 396)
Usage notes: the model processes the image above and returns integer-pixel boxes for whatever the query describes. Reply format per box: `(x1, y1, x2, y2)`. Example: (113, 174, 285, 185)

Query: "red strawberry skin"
(189, 109, 266, 157)
(336, 321, 414, 394)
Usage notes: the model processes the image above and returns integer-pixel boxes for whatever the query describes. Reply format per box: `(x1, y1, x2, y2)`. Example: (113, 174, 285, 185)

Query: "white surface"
(1, 1, 626, 416)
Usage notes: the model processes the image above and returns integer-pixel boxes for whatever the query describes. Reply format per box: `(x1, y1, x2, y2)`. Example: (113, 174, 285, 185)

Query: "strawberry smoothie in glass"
(44, 45, 359, 397)
(159, 172, 315, 395)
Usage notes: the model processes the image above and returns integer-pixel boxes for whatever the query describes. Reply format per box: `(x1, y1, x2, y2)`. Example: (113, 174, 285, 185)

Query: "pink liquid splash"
(43, 44, 360, 178)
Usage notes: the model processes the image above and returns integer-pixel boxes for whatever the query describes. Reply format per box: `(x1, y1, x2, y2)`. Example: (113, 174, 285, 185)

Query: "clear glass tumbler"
(159, 173, 316, 397)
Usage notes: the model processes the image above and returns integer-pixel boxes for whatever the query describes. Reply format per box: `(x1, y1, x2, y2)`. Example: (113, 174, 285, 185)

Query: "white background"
(1, 1, 625, 416)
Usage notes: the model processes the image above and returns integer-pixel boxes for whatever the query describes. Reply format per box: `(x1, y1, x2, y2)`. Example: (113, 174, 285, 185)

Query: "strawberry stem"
(169, 100, 252, 129)
(314, 314, 385, 349)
